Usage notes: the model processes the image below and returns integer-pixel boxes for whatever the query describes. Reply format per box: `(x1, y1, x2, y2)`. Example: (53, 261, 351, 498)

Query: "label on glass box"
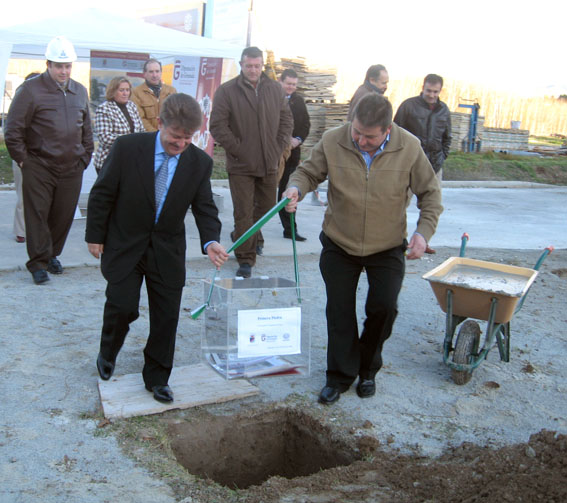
(237, 307, 301, 357)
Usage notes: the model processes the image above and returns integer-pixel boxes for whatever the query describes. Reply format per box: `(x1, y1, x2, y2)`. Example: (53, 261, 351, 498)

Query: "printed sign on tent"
(172, 56, 222, 156)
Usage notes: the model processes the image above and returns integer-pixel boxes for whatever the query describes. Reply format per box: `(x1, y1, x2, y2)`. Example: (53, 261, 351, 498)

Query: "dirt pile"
(240, 429, 567, 503)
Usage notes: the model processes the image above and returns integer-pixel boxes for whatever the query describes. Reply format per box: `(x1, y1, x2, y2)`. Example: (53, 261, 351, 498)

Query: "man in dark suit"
(278, 69, 310, 241)
(86, 93, 229, 403)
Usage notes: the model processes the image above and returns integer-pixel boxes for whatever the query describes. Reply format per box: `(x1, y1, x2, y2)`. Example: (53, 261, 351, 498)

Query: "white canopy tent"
(0, 8, 242, 62)
(0, 8, 243, 203)
(0, 8, 242, 109)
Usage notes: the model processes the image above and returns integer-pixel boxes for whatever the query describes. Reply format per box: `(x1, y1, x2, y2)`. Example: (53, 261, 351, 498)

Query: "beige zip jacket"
(288, 122, 443, 256)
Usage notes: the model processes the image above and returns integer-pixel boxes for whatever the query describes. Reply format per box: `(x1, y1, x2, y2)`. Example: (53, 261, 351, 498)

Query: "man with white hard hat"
(5, 36, 94, 285)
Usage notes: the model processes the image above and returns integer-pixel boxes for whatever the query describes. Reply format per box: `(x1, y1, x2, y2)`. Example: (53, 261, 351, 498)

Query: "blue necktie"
(155, 153, 170, 210)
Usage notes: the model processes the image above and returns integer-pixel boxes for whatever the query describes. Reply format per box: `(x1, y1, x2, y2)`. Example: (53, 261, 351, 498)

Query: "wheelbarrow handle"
(459, 233, 470, 257)
(533, 246, 554, 271)
(514, 245, 553, 314)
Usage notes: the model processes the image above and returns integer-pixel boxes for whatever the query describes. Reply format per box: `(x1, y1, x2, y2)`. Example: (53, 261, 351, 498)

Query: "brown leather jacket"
(209, 73, 293, 176)
(4, 71, 93, 170)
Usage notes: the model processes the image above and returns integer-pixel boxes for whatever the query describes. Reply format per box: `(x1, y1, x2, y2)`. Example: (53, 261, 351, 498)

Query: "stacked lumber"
(530, 145, 567, 156)
(268, 56, 340, 147)
(304, 103, 349, 148)
(480, 127, 529, 152)
(449, 112, 531, 152)
(449, 112, 485, 152)
(274, 57, 337, 103)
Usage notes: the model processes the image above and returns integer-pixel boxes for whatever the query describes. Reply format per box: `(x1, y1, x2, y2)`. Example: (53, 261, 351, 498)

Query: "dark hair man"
(283, 94, 442, 405)
(394, 73, 451, 180)
(210, 46, 293, 278)
(86, 93, 229, 404)
(4, 36, 94, 285)
(347, 64, 389, 121)
(277, 68, 311, 241)
(132, 58, 177, 131)
(394, 74, 451, 254)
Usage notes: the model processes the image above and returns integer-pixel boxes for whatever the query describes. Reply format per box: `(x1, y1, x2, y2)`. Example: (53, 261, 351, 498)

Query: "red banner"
(193, 58, 223, 157)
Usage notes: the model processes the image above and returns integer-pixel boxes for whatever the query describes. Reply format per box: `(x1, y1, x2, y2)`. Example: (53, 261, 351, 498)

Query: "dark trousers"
(21, 156, 83, 272)
(277, 158, 299, 234)
(99, 245, 183, 387)
(228, 173, 277, 266)
(319, 232, 406, 387)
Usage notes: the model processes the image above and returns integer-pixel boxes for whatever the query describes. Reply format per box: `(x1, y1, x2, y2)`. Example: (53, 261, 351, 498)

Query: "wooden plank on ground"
(98, 363, 259, 419)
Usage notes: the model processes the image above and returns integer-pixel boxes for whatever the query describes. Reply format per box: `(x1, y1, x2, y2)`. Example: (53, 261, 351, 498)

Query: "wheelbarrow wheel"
(451, 321, 481, 385)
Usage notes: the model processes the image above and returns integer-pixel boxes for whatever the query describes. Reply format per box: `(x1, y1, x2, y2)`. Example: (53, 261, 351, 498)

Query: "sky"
(2, 0, 566, 97)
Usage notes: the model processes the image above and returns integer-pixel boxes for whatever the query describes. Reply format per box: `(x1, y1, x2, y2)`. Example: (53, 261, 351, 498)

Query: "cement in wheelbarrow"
(423, 257, 538, 324)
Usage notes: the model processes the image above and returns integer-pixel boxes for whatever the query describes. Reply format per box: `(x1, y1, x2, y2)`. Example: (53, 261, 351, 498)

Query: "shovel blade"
(190, 303, 207, 319)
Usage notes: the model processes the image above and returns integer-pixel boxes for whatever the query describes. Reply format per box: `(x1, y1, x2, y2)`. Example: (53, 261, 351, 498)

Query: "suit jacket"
(287, 92, 310, 167)
(86, 132, 221, 288)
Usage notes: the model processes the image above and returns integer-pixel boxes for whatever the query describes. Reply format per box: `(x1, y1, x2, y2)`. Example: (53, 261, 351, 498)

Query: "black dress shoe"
(356, 378, 376, 398)
(31, 269, 50, 285)
(146, 384, 174, 403)
(256, 245, 263, 256)
(236, 263, 252, 278)
(318, 384, 349, 405)
(47, 257, 63, 274)
(96, 353, 115, 380)
(283, 231, 307, 242)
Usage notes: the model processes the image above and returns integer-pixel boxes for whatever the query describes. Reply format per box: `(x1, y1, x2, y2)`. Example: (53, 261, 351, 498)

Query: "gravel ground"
(1, 246, 566, 502)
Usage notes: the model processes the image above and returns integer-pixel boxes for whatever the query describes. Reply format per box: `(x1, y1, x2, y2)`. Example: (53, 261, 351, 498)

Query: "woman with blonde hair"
(93, 77, 145, 173)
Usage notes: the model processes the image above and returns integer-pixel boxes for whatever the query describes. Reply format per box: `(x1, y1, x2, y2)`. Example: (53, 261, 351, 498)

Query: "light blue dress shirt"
(154, 131, 180, 222)
(354, 133, 390, 169)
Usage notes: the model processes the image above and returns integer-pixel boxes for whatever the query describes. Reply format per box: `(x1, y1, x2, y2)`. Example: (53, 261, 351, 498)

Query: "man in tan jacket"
(284, 94, 442, 405)
(132, 59, 176, 132)
(210, 47, 293, 278)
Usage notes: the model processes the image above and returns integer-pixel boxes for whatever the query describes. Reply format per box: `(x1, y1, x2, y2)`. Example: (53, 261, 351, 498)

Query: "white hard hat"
(45, 36, 77, 63)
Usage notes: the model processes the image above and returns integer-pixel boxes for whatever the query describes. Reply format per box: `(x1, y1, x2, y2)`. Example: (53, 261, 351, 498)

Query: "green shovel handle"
(191, 197, 295, 320)
(227, 198, 290, 253)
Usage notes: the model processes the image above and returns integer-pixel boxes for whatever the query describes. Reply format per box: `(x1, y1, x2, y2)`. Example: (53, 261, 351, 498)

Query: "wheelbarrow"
(422, 233, 553, 385)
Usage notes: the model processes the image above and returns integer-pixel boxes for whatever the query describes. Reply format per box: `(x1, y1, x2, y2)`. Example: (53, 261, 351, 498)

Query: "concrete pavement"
(0, 180, 565, 274)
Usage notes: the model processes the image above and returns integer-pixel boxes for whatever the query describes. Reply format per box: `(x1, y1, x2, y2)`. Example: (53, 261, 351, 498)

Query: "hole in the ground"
(168, 408, 360, 489)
